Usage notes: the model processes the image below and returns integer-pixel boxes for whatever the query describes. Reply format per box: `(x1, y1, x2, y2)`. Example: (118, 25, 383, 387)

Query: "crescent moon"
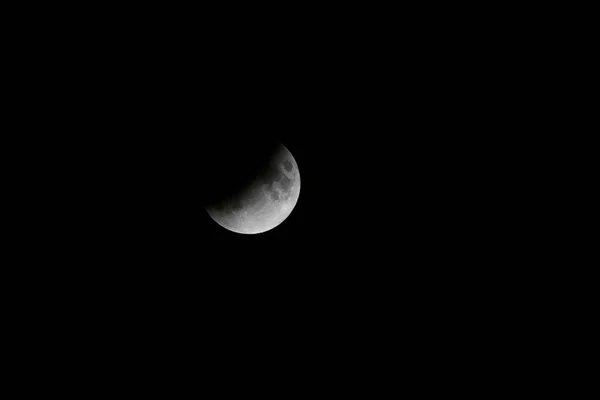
(206, 144, 300, 234)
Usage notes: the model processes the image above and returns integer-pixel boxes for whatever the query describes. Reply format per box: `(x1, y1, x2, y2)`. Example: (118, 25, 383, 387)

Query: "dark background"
(8, 5, 540, 378)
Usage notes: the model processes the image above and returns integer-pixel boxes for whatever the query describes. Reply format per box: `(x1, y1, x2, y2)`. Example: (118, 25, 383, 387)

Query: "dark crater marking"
(279, 174, 292, 193)
(268, 173, 293, 202)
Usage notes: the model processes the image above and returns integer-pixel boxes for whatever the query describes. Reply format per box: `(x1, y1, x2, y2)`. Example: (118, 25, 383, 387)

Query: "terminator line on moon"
(205, 144, 300, 234)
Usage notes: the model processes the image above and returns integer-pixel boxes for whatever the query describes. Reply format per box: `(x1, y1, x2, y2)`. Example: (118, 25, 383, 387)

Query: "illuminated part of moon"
(205, 144, 300, 234)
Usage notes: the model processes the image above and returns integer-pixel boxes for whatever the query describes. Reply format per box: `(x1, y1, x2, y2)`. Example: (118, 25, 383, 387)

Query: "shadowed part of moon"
(206, 144, 300, 234)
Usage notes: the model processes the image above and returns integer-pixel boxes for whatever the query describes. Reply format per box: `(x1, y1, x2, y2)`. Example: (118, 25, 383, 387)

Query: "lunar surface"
(205, 144, 300, 234)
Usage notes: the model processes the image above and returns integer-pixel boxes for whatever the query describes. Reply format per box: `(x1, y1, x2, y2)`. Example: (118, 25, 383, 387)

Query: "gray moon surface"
(205, 144, 300, 234)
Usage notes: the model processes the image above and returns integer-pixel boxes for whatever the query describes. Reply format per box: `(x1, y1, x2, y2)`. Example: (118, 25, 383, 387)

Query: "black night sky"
(14, 7, 521, 378)
(43, 25, 475, 309)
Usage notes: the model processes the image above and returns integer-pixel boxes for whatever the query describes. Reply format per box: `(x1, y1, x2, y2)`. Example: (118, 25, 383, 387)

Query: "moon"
(205, 144, 300, 234)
